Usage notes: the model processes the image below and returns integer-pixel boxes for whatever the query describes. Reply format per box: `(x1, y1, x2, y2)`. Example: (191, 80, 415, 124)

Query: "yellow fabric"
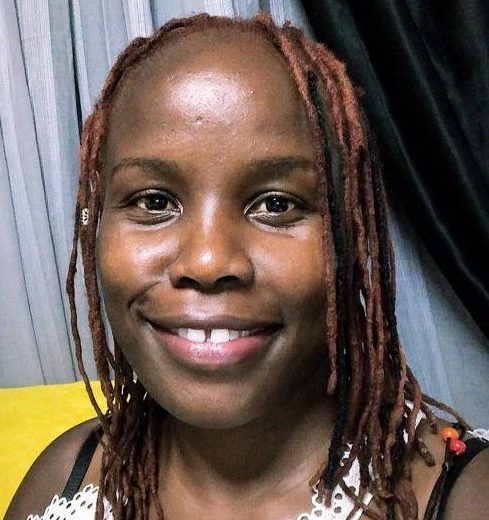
(0, 381, 105, 518)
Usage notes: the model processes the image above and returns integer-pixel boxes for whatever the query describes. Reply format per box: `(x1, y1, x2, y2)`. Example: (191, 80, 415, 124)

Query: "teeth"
(210, 329, 230, 343)
(170, 328, 253, 343)
(186, 329, 206, 342)
(229, 330, 240, 341)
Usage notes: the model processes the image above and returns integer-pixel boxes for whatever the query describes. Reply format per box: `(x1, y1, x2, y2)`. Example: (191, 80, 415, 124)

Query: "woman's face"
(98, 31, 329, 428)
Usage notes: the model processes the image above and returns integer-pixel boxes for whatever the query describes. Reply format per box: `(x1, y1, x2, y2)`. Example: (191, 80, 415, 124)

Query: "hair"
(66, 13, 467, 520)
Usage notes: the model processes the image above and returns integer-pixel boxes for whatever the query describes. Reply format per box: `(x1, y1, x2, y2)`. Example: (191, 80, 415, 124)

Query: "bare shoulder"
(5, 417, 100, 520)
(410, 417, 489, 519)
(409, 417, 448, 517)
(444, 443, 489, 520)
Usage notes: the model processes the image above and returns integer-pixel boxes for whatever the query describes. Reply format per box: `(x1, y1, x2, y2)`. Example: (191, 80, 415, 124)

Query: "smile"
(169, 328, 255, 343)
(147, 318, 280, 369)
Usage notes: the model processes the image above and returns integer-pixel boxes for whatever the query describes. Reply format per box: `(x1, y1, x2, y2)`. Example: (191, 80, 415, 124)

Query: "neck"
(160, 374, 337, 498)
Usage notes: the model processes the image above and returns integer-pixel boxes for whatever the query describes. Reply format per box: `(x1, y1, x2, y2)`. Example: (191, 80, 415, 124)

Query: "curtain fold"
(0, 0, 78, 383)
(0, 0, 487, 425)
(300, 0, 489, 339)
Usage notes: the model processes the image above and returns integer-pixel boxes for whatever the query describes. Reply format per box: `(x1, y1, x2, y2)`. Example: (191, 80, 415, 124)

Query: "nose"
(168, 217, 254, 292)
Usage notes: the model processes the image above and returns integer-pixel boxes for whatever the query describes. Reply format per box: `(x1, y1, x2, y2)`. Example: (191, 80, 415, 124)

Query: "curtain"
(0, 0, 487, 426)
(300, 0, 489, 340)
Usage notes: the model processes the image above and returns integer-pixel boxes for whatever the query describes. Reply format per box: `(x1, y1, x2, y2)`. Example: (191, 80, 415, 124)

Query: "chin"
(171, 408, 255, 430)
(148, 384, 267, 430)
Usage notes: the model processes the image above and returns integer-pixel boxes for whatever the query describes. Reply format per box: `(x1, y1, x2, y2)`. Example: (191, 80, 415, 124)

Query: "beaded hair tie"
(440, 426, 466, 456)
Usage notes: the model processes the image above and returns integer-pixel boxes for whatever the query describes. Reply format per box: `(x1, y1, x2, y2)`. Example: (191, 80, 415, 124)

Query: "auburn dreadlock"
(66, 13, 467, 520)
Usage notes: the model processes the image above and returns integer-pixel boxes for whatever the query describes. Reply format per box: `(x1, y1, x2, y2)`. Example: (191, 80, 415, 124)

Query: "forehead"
(104, 29, 313, 165)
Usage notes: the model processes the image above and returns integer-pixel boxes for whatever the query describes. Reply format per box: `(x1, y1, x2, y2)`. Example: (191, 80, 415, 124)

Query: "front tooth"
(186, 329, 206, 342)
(177, 328, 187, 338)
(229, 330, 239, 341)
(210, 329, 231, 343)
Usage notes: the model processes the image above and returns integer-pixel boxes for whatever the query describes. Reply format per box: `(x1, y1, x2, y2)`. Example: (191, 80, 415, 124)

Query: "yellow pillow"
(0, 381, 105, 518)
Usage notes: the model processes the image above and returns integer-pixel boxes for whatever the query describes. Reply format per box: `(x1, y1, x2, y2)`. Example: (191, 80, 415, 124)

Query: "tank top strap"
(61, 426, 101, 500)
(423, 434, 489, 519)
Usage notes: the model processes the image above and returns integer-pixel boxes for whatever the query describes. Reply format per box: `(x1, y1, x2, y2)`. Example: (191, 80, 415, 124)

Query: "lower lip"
(150, 325, 277, 369)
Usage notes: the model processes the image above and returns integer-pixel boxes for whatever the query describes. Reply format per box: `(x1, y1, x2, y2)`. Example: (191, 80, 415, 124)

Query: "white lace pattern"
(28, 414, 489, 519)
(26, 484, 113, 520)
(26, 464, 372, 520)
(467, 428, 489, 442)
(288, 457, 372, 520)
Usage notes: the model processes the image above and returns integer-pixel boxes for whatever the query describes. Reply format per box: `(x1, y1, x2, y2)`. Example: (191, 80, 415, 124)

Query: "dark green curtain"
(300, 0, 489, 339)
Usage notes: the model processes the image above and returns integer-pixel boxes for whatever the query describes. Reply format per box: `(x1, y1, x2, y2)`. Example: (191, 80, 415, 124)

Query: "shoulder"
(444, 439, 489, 520)
(4, 417, 100, 520)
(410, 418, 489, 519)
(409, 417, 448, 517)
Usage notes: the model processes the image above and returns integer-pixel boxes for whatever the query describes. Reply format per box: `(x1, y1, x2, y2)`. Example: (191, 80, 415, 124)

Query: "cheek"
(96, 221, 175, 314)
(257, 228, 327, 317)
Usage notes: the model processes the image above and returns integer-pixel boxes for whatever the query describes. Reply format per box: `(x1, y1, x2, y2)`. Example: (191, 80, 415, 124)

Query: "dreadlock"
(66, 13, 468, 520)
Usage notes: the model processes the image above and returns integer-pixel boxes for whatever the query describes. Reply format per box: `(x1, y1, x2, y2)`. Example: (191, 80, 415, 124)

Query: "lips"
(146, 315, 281, 369)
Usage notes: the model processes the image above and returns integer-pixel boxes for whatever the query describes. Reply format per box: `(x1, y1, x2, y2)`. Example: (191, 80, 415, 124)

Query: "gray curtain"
(0, 0, 487, 426)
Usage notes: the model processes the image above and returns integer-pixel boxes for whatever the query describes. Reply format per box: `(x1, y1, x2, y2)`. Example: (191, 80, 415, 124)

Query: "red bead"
(441, 426, 459, 442)
(448, 438, 466, 456)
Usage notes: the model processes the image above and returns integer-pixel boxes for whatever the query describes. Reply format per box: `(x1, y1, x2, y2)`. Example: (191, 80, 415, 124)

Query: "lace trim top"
(26, 458, 372, 520)
(26, 484, 113, 520)
(28, 423, 488, 520)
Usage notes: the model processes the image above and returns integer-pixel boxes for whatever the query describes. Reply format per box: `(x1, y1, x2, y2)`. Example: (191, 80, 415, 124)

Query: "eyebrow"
(245, 156, 316, 178)
(111, 157, 180, 178)
(110, 155, 316, 180)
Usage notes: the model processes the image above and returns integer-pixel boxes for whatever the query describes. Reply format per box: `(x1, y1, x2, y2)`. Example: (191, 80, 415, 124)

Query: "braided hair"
(66, 13, 466, 520)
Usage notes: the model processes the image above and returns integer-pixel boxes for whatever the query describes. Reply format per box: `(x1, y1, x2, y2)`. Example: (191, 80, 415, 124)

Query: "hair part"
(67, 13, 468, 520)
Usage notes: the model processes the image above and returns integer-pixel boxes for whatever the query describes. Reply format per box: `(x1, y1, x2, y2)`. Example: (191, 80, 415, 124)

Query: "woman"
(6, 13, 489, 520)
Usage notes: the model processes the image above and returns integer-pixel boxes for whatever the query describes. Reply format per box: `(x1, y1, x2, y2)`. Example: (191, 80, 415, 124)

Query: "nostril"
(169, 251, 254, 291)
(175, 276, 202, 290)
(216, 275, 240, 287)
(173, 274, 241, 291)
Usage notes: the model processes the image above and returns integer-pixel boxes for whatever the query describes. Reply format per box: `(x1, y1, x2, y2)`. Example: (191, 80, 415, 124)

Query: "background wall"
(0, 0, 487, 425)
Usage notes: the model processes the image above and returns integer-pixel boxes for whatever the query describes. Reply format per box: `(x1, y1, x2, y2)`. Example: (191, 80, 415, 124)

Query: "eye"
(256, 195, 294, 214)
(246, 192, 307, 225)
(129, 190, 181, 220)
(136, 193, 171, 212)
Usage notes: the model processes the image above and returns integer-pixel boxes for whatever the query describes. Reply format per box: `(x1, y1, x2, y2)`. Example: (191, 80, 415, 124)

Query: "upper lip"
(145, 314, 282, 332)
